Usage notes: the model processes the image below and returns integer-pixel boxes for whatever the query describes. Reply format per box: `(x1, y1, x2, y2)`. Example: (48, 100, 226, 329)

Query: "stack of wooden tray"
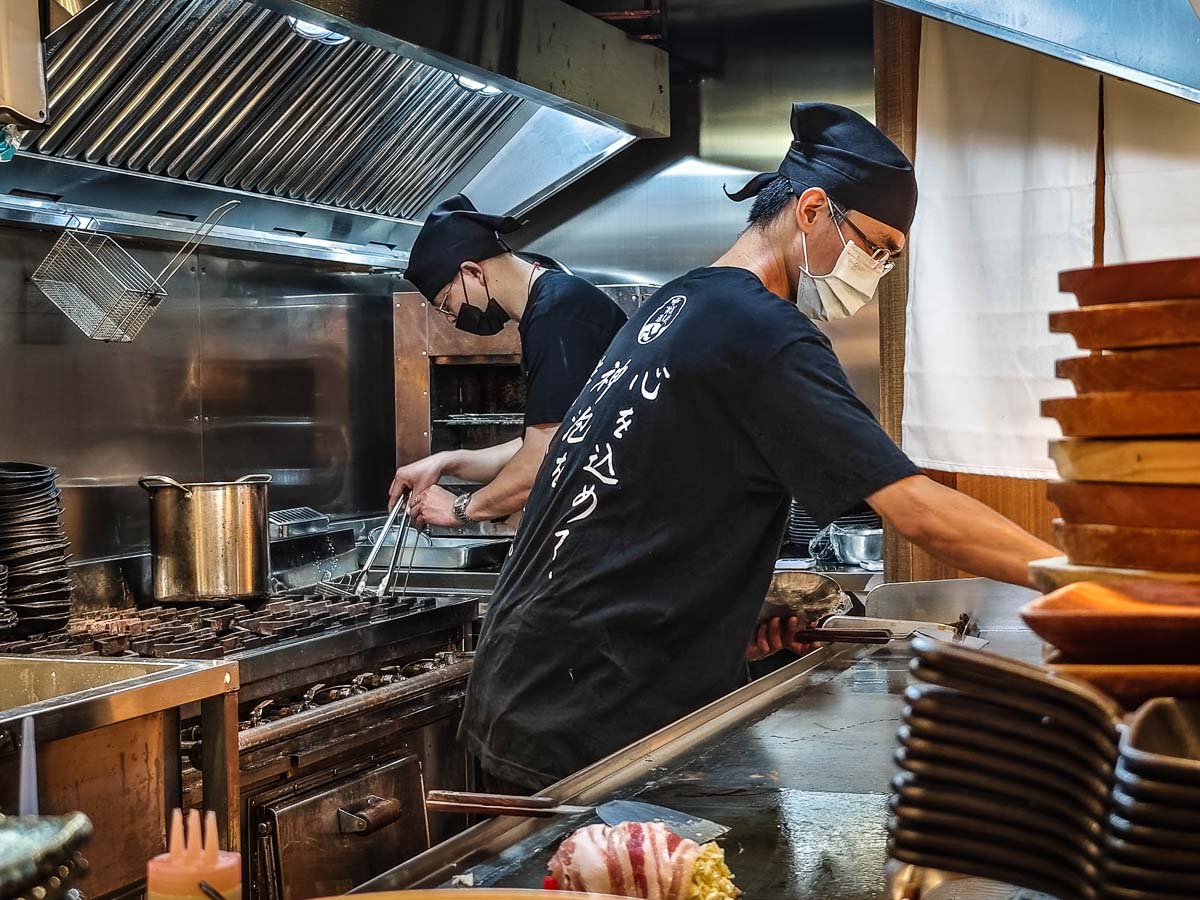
(1040, 257, 1200, 601)
(1033, 257, 1200, 705)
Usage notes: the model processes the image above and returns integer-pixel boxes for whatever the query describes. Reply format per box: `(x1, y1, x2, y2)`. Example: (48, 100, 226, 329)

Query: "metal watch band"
(453, 490, 474, 523)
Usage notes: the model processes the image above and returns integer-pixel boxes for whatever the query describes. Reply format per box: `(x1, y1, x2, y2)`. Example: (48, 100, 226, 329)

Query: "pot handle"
(234, 473, 273, 485)
(139, 475, 192, 497)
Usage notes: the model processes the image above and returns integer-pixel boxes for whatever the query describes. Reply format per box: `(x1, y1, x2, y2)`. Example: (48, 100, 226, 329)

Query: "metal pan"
(364, 529, 511, 570)
(757, 570, 850, 626)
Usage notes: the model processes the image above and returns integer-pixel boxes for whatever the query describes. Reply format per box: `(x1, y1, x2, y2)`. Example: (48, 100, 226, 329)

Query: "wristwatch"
(452, 491, 475, 524)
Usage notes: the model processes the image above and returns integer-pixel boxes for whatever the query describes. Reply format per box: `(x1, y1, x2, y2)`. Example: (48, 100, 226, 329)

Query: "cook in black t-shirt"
(392, 194, 626, 528)
(460, 103, 1056, 789)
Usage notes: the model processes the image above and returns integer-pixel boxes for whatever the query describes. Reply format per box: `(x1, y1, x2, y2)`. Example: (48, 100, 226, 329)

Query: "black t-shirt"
(461, 266, 918, 787)
(518, 270, 627, 428)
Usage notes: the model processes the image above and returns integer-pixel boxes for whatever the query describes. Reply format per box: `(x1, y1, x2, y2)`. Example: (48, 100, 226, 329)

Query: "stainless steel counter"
(357, 578, 1040, 898)
(0, 654, 241, 894)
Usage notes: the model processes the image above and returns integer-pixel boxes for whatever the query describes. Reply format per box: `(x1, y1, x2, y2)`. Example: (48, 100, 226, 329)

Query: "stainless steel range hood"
(0, 0, 656, 266)
(884, 0, 1200, 106)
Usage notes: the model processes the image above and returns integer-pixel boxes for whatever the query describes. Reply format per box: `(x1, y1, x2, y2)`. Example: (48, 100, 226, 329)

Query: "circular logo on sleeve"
(637, 294, 687, 344)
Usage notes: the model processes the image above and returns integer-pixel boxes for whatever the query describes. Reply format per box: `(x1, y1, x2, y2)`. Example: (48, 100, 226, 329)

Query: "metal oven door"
(261, 754, 429, 900)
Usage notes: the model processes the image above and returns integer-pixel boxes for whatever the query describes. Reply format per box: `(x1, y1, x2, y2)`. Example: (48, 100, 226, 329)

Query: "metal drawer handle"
(337, 795, 404, 835)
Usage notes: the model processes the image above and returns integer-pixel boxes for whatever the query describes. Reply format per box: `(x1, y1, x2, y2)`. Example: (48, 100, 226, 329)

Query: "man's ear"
(461, 260, 484, 282)
(794, 187, 829, 231)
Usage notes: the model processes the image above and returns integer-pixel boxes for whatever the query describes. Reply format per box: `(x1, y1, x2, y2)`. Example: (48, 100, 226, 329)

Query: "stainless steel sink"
(0, 655, 236, 742)
(0, 657, 180, 712)
(0, 655, 241, 898)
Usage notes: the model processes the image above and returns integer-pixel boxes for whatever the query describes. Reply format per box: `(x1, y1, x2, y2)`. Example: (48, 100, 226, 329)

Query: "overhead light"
(454, 74, 503, 96)
(287, 16, 350, 45)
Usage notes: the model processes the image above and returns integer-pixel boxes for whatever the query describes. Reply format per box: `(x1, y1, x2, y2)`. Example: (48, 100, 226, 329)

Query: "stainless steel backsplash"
(0, 223, 397, 561)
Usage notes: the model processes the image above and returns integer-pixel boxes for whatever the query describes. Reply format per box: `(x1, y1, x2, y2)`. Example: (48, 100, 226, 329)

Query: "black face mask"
(453, 272, 510, 336)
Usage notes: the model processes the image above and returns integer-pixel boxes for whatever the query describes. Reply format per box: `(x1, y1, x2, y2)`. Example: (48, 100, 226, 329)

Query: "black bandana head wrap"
(726, 102, 918, 233)
(405, 194, 524, 301)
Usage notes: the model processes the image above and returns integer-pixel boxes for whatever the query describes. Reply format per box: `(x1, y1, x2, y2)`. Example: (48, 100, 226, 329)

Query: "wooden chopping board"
(1029, 556, 1200, 604)
(1050, 439, 1200, 484)
(1047, 481, 1200, 529)
(1049, 300, 1200, 349)
(1057, 348, 1200, 393)
(1042, 392, 1200, 437)
(1055, 520, 1200, 573)
(1059, 257, 1200, 305)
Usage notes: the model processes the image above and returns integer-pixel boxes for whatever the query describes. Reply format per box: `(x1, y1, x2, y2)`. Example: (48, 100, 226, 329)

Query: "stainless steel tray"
(361, 532, 511, 570)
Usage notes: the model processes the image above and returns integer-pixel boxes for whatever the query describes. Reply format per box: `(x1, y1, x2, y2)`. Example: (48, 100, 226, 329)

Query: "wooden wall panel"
(874, 2, 922, 582)
(873, 4, 1065, 582)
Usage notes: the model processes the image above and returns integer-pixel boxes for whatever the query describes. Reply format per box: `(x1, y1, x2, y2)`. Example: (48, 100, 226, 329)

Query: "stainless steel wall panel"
(0, 223, 204, 559)
(192, 253, 396, 515)
(0, 223, 397, 561)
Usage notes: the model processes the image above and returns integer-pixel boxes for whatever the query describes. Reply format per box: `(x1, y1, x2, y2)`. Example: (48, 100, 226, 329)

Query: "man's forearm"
(442, 438, 523, 484)
(467, 426, 557, 521)
(870, 475, 1059, 588)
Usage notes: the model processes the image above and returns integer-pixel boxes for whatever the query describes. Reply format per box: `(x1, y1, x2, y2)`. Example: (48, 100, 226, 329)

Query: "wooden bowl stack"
(1037, 257, 1200, 603)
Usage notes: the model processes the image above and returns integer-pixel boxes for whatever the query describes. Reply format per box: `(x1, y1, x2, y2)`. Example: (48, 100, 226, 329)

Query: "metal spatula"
(425, 791, 729, 843)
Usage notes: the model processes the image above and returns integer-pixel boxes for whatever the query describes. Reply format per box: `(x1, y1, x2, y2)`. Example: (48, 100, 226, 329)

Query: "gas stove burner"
(0, 590, 441, 659)
(225, 651, 476, 733)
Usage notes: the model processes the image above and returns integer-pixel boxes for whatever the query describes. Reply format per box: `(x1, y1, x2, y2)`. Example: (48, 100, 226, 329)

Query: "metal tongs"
(353, 491, 421, 599)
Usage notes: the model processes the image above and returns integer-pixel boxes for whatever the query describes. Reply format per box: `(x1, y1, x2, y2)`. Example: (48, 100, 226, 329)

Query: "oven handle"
(337, 795, 405, 835)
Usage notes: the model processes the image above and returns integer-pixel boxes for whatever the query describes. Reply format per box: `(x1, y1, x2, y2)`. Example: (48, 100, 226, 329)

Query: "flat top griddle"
(360, 579, 1042, 900)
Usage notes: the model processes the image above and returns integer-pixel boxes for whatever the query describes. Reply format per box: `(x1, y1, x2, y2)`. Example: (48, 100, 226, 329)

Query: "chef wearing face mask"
(391, 194, 627, 528)
(459, 102, 1058, 793)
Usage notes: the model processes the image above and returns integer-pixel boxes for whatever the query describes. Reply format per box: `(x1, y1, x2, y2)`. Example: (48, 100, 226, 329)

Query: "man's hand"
(389, 453, 449, 510)
(746, 616, 818, 662)
(409, 485, 460, 528)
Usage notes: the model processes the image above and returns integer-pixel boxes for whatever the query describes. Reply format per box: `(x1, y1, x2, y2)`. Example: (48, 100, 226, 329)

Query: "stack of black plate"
(1105, 698, 1200, 900)
(0, 562, 15, 633)
(890, 637, 1122, 900)
(0, 463, 72, 634)
(0, 812, 92, 900)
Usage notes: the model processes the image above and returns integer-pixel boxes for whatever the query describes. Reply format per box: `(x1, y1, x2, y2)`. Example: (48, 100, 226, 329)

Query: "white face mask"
(797, 207, 893, 321)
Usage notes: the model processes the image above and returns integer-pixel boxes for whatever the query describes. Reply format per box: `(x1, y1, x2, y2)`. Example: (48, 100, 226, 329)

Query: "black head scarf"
(404, 194, 523, 301)
(726, 102, 918, 233)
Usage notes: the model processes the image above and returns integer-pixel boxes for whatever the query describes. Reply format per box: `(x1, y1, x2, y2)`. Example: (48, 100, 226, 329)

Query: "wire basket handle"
(154, 200, 241, 286)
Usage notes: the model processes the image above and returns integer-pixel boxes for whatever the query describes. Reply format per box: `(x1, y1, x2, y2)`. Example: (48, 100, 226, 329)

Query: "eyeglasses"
(433, 291, 455, 320)
(831, 201, 900, 270)
(432, 277, 461, 321)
